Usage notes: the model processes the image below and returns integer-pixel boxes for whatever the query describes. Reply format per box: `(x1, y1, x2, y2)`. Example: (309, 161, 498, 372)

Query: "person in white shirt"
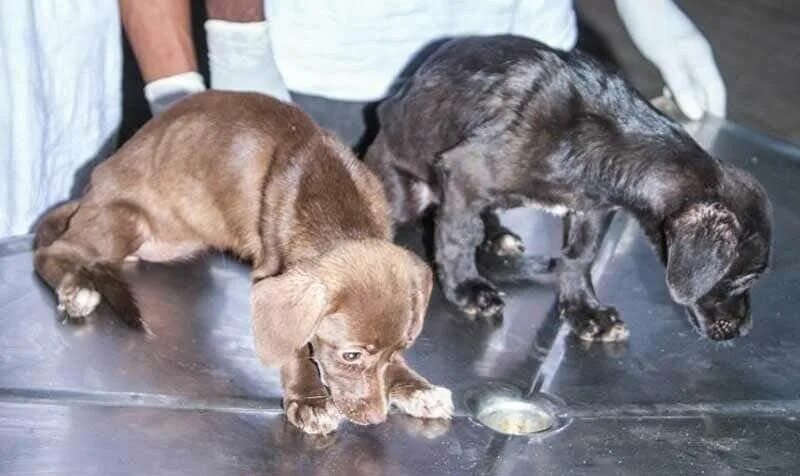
(0, 0, 725, 237)
(141, 0, 725, 119)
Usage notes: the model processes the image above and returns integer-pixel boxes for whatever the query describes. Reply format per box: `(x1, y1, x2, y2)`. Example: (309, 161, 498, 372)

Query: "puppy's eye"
(342, 352, 362, 362)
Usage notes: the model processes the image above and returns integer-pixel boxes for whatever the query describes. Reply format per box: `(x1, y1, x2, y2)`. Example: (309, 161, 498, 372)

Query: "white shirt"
(0, 0, 122, 236)
(267, 0, 576, 101)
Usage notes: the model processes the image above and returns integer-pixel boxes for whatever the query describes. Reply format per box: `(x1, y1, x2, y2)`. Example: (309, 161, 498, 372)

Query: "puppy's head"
(665, 167, 771, 340)
(250, 240, 433, 425)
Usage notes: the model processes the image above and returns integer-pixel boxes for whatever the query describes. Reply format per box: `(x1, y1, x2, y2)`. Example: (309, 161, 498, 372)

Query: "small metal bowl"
(476, 398, 554, 435)
(464, 382, 569, 437)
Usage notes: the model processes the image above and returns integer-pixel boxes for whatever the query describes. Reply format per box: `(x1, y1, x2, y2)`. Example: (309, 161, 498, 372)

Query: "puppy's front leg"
(558, 209, 629, 342)
(388, 354, 453, 420)
(281, 346, 343, 435)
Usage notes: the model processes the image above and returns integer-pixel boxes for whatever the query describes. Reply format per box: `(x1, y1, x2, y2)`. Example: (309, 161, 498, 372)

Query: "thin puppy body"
(34, 91, 452, 434)
(366, 35, 771, 342)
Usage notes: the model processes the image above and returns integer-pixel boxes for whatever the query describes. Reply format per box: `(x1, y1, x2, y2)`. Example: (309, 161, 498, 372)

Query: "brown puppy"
(33, 91, 453, 434)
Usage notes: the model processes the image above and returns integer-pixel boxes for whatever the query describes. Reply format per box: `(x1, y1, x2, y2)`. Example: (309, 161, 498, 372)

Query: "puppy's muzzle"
(686, 292, 752, 341)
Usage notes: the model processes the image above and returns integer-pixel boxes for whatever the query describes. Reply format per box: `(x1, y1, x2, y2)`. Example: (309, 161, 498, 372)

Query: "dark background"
(120, 0, 800, 145)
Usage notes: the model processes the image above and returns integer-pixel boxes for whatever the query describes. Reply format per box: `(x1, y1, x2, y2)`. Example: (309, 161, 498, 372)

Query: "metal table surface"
(1, 117, 799, 475)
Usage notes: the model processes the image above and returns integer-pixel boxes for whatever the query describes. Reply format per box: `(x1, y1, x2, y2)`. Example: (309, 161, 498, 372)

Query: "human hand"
(616, 0, 725, 120)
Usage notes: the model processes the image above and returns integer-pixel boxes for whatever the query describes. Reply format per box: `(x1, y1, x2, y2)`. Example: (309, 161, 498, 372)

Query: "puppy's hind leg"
(434, 138, 513, 321)
(557, 209, 628, 342)
(477, 209, 558, 283)
(435, 154, 505, 321)
(34, 202, 147, 329)
(479, 209, 525, 258)
(436, 200, 505, 321)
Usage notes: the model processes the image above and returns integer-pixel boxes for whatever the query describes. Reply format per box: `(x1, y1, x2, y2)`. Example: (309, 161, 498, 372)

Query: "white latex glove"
(205, 20, 291, 102)
(144, 71, 207, 115)
(616, 0, 726, 120)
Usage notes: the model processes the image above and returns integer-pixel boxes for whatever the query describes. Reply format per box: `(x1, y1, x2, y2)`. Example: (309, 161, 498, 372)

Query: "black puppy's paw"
(454, 279, 505, 321)
(559, 301, 629, 342)
(481, 230, 525, 259)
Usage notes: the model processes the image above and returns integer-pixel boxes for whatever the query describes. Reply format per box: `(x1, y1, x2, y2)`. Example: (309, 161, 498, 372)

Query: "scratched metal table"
(2, 117, 799, 475)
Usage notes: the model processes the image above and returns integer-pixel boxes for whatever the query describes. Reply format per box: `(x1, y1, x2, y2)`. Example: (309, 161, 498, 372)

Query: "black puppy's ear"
(251, 268, 328, 367)
(406, 252, 433, 344)
(666, 203, 741, 304)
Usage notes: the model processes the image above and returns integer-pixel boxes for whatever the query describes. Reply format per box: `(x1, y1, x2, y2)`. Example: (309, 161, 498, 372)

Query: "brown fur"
(33, 91, 452, 434)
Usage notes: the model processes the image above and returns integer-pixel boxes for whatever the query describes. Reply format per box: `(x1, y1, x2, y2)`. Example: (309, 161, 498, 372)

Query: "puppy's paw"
(560, 303, 629, 342)
(285, 398, 343, 435)
(481, 231, 525, 258)
(455, 279, 505, 321)
(391, 385, 454, 420)
(598, 320, 630, 342)
(56, 284, 101, 320)
(396, 414, 452, 439)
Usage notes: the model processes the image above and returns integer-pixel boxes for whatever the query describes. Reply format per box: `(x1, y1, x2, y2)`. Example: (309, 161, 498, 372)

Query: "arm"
(119, 0, 205, 114)
(119, 0, 197, 82)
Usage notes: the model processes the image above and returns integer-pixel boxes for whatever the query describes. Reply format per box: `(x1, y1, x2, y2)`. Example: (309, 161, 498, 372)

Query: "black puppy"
(366, 35, 772, 342)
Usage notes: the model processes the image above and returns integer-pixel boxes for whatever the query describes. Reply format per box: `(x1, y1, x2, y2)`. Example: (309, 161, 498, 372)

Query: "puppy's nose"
(708, 319, 739, 341)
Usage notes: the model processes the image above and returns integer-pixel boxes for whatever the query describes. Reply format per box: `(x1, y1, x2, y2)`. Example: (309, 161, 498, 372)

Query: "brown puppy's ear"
(251, 268, 328, 367)
(666, 203, 740, 304)
(405, 253, 434, 344)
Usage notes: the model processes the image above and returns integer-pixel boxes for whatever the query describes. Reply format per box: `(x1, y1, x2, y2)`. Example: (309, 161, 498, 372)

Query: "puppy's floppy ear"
(666, 203, 740, 304)
(251, 268, 329, 367)
(405, 252, 434, 344)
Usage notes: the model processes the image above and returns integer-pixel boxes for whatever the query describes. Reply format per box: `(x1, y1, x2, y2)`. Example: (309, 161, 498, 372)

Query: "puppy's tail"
(78, 263, 147, 332)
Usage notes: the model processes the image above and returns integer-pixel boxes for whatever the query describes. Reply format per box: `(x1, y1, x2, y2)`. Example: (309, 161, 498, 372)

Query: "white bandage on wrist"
(144, 71, 206, 116)
(204, 19, 291, 102)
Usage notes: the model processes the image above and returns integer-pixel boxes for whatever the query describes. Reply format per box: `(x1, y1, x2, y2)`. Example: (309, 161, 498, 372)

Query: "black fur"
(365, 35, 772, 342)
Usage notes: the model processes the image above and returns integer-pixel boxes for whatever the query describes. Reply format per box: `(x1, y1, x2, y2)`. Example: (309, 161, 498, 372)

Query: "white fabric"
(205, 20, 291, 102)
(145, 71, 207, 116)
(0, 0, 122, 237)
(616, 0, 726, 120)
(266, 0, 576, 101)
